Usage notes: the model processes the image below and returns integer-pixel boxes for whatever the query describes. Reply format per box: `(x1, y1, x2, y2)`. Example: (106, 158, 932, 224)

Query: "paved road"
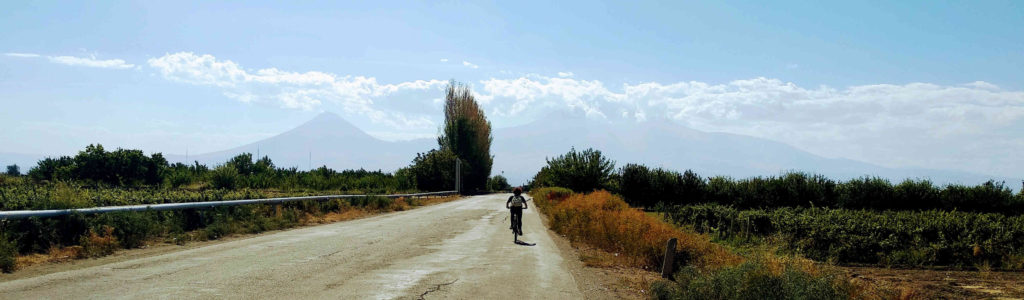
(0, 194, 583, 299)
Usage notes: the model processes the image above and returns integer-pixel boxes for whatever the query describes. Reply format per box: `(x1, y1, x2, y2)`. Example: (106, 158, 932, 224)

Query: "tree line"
(529, 147, 1024, 213)
(6, 81, 503, 194)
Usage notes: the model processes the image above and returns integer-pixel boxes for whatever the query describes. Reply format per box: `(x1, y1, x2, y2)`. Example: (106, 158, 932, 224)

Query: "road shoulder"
(538, 207, 659, 300)
(1, 195, 463, 281)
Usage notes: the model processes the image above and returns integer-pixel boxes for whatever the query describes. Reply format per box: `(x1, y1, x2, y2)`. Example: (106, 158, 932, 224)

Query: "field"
(530, 188, 877, 299)
(525, 149, 1024, 299)
(666, 204, 1024, 270)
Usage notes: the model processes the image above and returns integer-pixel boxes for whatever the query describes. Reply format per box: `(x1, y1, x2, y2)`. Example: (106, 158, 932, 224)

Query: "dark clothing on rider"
(510, 207, 523, 235)
(507, 194, 527, 236)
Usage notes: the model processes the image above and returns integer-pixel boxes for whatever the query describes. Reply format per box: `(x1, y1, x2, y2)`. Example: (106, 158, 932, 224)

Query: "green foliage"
(651, 258, 852, 300)
(209, 164, 239, 189)
(393, 167, 417, 191)
(5, 164, 19, 176)
(0, 232, 16, 273)
(20, 145, 419, 193)
(534, 187, 574, 201)
(621, 164, 705, 208)
(27, 144, 167, 186)
(93, 212, 159, 249)
(618, 163, 1023, 213)
(531, 147, 616, 192)
(667, 204, 1024, 269)
(437, 81, 493, 193)
(486, 175, 511, 192)
(409, 148, 457, 192)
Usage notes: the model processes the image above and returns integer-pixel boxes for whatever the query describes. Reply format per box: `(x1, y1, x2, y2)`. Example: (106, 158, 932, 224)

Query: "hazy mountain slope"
(491, 112, 1017, 187)
(166, 112, 435, 171)
(13, 111, 1005, 189)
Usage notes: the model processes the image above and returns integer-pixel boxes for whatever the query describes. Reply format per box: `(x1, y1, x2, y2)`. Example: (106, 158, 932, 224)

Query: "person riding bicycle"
(506, 187, 527, 236)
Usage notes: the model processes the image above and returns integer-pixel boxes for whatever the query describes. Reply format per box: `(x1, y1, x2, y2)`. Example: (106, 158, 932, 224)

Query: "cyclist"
(506, 187, 527, 238)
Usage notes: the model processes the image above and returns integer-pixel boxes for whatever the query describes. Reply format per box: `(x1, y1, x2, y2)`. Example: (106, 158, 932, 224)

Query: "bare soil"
(844, 266, 1024, 299)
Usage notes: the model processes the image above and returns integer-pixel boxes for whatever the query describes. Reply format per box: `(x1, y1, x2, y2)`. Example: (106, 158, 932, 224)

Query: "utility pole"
(455, 160, 461, 193)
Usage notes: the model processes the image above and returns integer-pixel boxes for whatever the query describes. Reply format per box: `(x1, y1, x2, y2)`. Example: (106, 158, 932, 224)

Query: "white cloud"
(557, 71, 574, 78)
(6, 52, 135, 70)
(4, 52, 40, 58)
(440, 58, 448, 62)
(462, 61, 479, 69)
(147, 52, 446, 129)
(140, 51, 1024, 177)
(476, 75, 1024, 177)
(48, 55, 135, 69)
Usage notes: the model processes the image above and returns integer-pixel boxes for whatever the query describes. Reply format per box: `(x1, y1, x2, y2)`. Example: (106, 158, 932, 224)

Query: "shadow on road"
(514, 240, 536, 246)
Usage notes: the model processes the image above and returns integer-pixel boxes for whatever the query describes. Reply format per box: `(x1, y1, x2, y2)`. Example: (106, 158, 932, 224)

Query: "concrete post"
(661, 238, 677, 279)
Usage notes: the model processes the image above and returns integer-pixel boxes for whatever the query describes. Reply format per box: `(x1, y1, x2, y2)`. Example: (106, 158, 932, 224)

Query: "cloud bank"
(143, 52, 1024, 177)
(479, 75, 1024, 177)
(147, 52, 446, 129)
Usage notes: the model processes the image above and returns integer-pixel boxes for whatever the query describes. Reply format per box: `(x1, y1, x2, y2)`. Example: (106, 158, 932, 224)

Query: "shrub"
(80, 226, 119, 258)
(620, 164, 706, 208)
(486, 175, 511, 192)
(531, 148, 616, 193)
(5, 164, 19, 176)
(94, 212, 158, 249)
(409, 148, 457, 192)
(0, 233, 17, 273)
(166, 169, 194, 188)
(210, 165, 239, 189)
(651, 256, 854, 300)
(27, 144, 167, 185)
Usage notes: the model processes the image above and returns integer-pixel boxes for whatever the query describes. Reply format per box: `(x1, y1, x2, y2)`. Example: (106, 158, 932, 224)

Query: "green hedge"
(620, 164, 1023, 214)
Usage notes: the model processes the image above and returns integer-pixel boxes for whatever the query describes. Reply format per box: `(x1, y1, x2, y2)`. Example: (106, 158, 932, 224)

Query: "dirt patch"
(843, 266, 1024, 299)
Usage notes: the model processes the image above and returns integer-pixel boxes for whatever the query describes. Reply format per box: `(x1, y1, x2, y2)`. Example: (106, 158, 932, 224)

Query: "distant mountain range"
(2, 112, 1017, 190)
(491, 111, 1018, 187)
(163, 112, 434, 172)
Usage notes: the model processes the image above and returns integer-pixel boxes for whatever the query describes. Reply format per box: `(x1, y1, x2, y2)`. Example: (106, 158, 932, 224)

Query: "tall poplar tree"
(437, 81, 493, 193)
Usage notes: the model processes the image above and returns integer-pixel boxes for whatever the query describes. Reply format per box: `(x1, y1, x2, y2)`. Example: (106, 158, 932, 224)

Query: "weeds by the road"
(650, 255, 856, 300)
(530, 188, 739, 271)
(0, 233, 16, 273)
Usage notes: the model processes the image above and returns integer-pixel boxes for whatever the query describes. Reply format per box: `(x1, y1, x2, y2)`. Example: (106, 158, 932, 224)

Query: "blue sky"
(1, 1, 1023, 177)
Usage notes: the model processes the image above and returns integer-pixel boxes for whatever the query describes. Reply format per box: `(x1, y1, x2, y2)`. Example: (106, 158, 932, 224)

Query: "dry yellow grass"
(531, 188, 741, 271)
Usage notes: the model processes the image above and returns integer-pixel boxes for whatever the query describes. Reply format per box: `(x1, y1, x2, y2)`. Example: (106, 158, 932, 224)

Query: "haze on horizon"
(1, 1, 1023, 180)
